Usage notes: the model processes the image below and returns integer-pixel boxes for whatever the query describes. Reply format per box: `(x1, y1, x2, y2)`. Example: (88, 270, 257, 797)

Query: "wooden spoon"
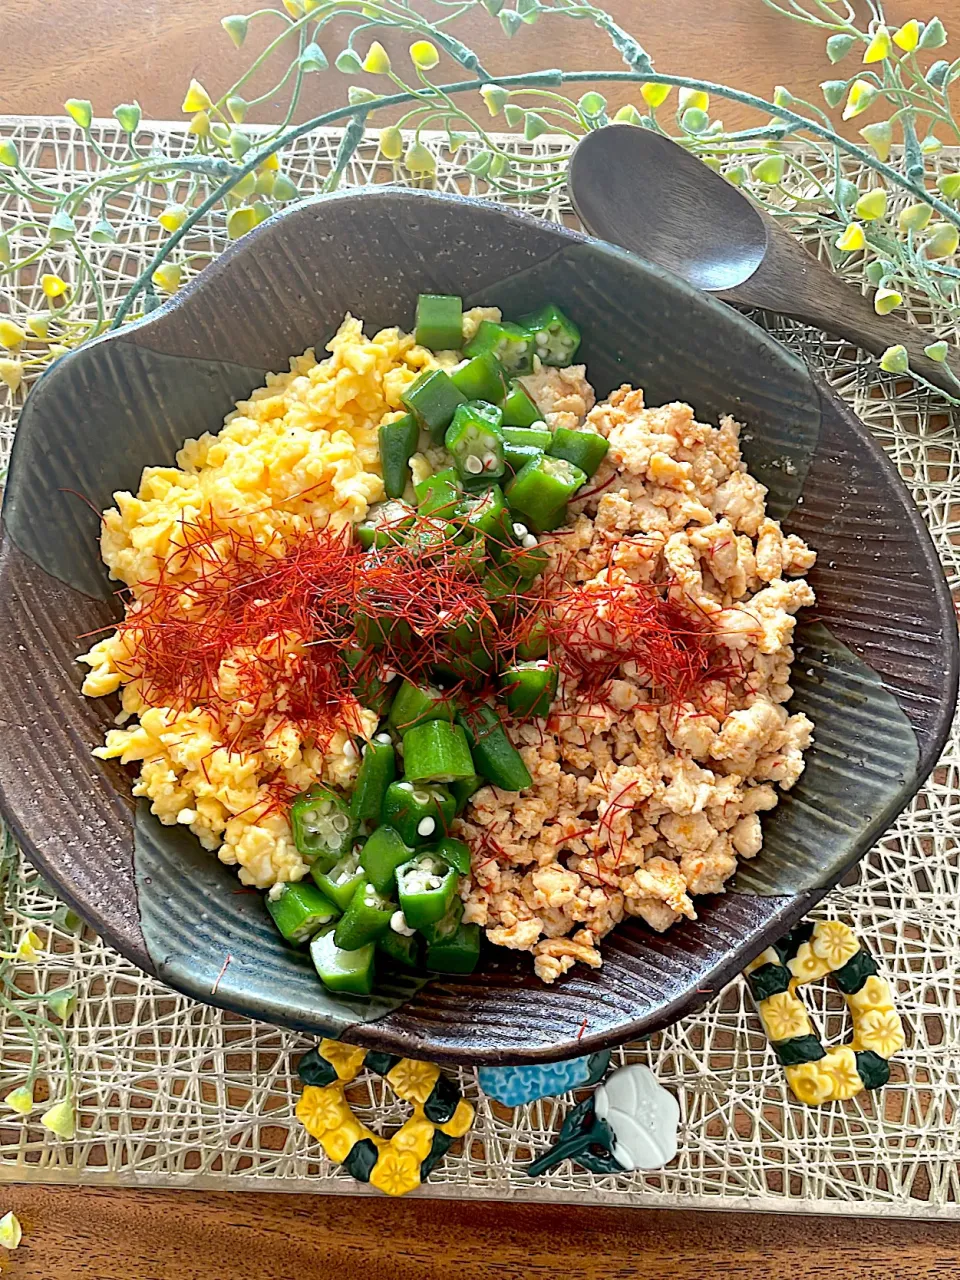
(568, 124, 958, 397)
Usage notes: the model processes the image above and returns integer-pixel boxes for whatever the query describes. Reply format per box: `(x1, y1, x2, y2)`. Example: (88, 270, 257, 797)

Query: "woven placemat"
(0, 117, 958, 1216)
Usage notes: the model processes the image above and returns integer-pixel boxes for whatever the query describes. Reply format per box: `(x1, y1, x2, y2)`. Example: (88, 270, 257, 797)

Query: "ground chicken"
(455, 378, 815, 982)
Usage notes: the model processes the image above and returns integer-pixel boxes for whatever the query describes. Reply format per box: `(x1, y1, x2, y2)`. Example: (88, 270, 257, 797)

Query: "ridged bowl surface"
(0, 189, 955, 1064)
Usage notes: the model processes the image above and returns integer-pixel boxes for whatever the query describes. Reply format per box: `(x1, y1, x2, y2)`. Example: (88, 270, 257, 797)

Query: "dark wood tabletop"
(3, 0, 960, 1275)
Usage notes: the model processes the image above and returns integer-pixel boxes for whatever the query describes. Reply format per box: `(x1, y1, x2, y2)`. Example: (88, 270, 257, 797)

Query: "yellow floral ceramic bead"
(810, 920, 859, 970)
(439, 1097, 475, 1139)
(787, 940, 833, 983)
(853, 1009, 905, 1057)
(369, 1146, 423, 1197)
(318, 1038, 367, 1081)
(321, 1114, 370, 1164)
(387, 1058, 441, 1106)
(759, 991, 811, 1042)
(745, 946, 780, 974)
(847, 975, 896, 1016)
(784, 1061, 834, 1106)
(820, 1047, 863, 1101)
(392, 1114, 437, 1162)
(297, 1084, 349, 1139)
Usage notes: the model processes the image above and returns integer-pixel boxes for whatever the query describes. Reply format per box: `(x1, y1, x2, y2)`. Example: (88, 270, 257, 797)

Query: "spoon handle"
(723, 221, 959, 397)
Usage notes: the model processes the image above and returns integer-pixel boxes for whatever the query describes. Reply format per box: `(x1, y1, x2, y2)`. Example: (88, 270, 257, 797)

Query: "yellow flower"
(403, 141, 436, 177)
(158, 205, 189, 233)
(640, 82, 671, 109)
(392, 1114, 437, 1162)
(679, 87, 708, 112)
(409, 40, 440, 71)
(835, 223, 866, 252)
(40, 274, 69, 300)
(842, 79, 877, 120)
(387, 1058, 440, 1106)
(0, 358, 22, 393)
(362, 41, 391, 75)
(0, 1212, 22, 1250)
(40, 1097, 76, 1140)
(439, 1097, 475, 1138)
(3, 1085, 33, 1115)
(16, 930, 42, 963)
(855, 189, 888, 222)
(820, 1046, 862, 1100)
(899, 203, 932, 234)
(925, 224, 959, 259)
(0, 319, 26, 349)
(320, 1114, 369, 1164)
(853, 1009, 905, 1057)
(259, 151, 280, 173)
(811, 921, 859, 970)
(787, 940, 832, 984)
(296, 1084, 349, 1138)
(181, 79, 213, 113)
(26, 313, 50, 339)
(893, 19, 921, 51)
(785, 1061, 833, 1106)
(151, 263, 182, 294)
(369, 1145, 422, 1197)
(759, 991, 811, 1042)
(379, 126, 403, 161)
(318, 1039, 366, 1082)
(188, 112, 210, 138)
(846, 975, 895, 1015)
(863, 24, 892, 63)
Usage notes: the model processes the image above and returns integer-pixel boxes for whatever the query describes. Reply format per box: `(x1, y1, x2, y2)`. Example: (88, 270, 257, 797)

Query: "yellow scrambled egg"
(79, 314, 439, 887)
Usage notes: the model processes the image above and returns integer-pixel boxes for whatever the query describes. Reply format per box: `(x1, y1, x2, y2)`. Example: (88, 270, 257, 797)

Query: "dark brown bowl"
(0, 189, 955, 1065)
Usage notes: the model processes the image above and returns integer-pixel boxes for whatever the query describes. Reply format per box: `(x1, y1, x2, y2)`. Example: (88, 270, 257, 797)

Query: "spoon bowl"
(569, 124, 768, 292)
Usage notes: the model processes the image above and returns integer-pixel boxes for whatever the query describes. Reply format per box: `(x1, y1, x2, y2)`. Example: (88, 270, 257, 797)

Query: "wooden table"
(4, 1, 960, 1275)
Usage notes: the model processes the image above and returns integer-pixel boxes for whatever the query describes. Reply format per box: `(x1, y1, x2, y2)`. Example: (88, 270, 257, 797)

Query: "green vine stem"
(2, 0, 960, 393)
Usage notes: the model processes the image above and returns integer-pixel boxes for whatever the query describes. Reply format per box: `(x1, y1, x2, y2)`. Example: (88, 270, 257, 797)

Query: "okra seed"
(512, 522, 528, 538)
(390, 910, 416, 937)
(417, 817, 436, 836)
(332, 814, 350, 833)
(301, 808, 319, 823)
(482, 453, 498, 470)
(376, 733, 392, 744)
(536, 329, 549, 343)
(412, 790, 432, 805)
(464, 455, 483, 475)
(522, 534, 538, 549)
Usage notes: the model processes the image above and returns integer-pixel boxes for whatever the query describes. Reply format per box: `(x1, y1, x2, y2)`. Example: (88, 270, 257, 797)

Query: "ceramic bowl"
(0, 188, 955, 1065)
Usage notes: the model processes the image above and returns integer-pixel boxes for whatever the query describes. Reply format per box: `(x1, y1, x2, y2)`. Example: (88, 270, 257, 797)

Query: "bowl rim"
(1, 186, 957, 1064)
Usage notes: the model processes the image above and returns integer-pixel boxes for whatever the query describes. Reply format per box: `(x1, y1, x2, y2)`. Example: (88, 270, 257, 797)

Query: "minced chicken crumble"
(455, 369, 816, 984)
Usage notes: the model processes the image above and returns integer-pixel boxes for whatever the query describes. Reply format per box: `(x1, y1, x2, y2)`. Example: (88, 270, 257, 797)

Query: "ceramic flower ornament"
(526, 1064, 680, 1178)
(594, 1065, 680, 1171)
(478, 1051, 611, 1107)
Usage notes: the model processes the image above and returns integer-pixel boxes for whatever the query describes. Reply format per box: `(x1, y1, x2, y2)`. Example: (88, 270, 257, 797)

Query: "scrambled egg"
(80, 314, 442, 887)
(456, 377, 817, 983)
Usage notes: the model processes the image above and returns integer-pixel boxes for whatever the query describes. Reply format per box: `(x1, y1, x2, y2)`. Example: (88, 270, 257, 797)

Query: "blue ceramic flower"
(478, 1050, 611, 1106)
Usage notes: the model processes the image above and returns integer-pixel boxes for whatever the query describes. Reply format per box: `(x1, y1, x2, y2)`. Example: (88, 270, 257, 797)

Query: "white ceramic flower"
(594, 1065, 680, 1171)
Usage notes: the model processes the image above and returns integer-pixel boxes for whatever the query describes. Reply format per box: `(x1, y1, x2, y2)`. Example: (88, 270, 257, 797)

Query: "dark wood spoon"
(569, 124, 958, 397)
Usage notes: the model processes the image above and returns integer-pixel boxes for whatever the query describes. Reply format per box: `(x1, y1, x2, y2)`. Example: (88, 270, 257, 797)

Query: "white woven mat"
(0, 118, 958, 1216)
